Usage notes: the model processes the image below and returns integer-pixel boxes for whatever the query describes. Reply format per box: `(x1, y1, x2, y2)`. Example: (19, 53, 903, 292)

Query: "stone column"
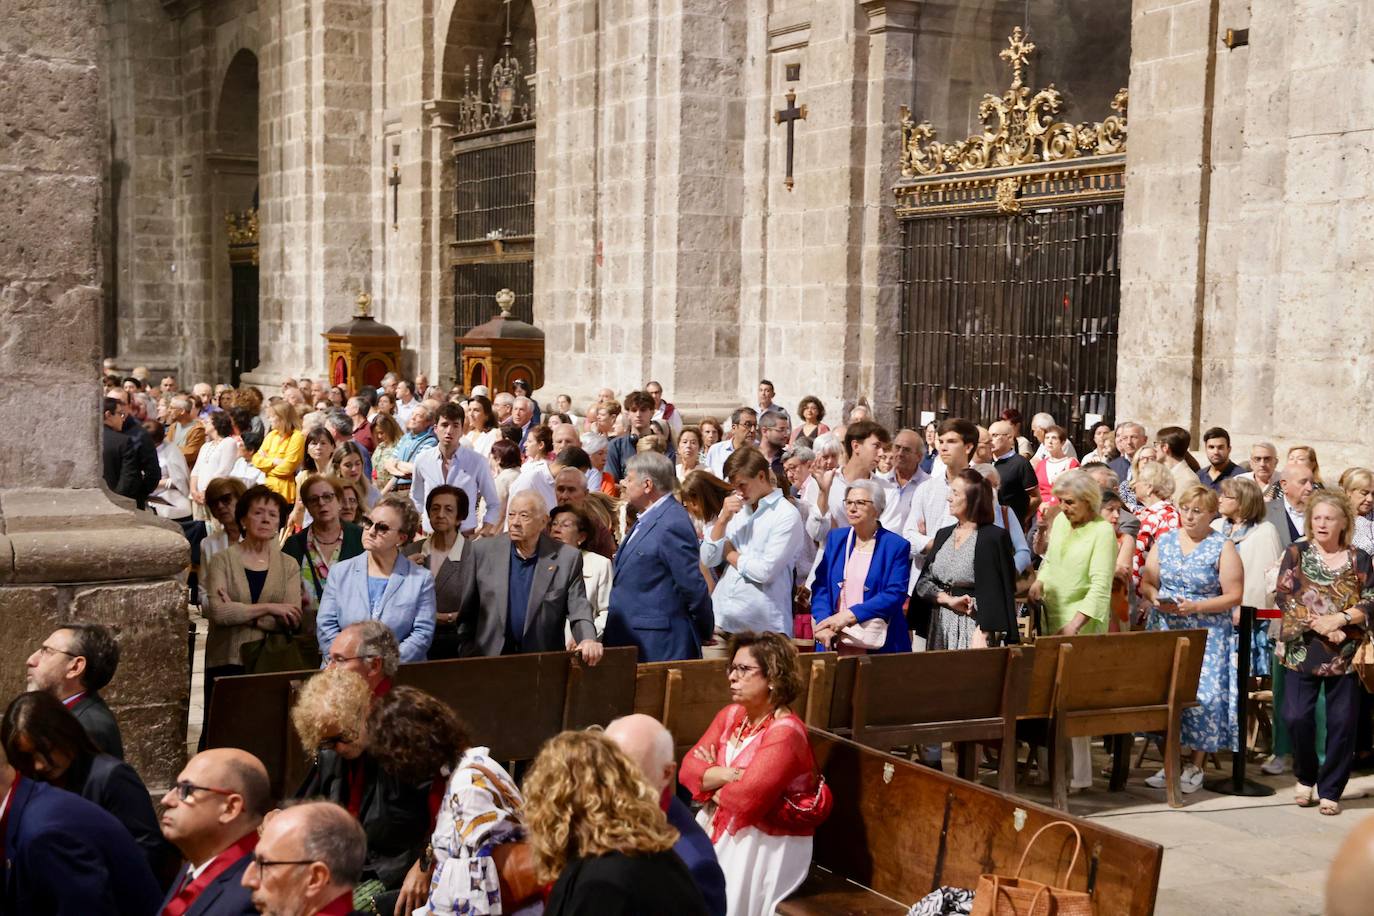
(1, 0, 190, 788)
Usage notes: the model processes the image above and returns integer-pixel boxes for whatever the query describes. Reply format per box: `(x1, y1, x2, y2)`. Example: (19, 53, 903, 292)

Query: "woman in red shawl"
(680, 631, 831, 915)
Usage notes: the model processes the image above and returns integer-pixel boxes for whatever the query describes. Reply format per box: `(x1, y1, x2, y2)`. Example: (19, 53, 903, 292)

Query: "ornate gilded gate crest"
(894, 27, 1128, 216)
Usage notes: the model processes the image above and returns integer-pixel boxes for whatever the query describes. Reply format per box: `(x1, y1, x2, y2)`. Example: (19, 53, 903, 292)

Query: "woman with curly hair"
(679, 631, 829, 915)
(525, 730, 707, 915)
(368, 687, 533, 915)
(292, 668, 432, 911)
(791, 396, 828, 444)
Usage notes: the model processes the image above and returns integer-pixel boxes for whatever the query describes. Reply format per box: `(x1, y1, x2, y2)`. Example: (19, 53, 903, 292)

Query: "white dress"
(699, 733, 813, 916)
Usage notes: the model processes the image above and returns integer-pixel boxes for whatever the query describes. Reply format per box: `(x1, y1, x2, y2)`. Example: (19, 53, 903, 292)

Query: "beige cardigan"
(203, 543, 301, 669)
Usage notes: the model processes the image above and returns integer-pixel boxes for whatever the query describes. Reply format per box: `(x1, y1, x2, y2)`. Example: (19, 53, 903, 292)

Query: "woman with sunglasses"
(291, 668, 431, 912)
(1, 691, 179, 888)
(316, 495, 436, 663)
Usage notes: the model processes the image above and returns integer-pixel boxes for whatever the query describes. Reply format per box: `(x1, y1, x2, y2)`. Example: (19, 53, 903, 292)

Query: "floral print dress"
(1149, 529, 1237, 752)
(1275, 543, 1374, 677)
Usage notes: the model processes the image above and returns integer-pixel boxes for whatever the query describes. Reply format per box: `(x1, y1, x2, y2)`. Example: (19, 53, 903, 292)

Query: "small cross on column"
(389, 164, 401, 229)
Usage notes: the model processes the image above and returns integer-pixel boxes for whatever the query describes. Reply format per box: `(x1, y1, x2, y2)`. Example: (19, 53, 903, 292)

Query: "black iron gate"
(230, 261, 260, 387)
(898, 201, 1121, 449)
(452, 136, 535, 336)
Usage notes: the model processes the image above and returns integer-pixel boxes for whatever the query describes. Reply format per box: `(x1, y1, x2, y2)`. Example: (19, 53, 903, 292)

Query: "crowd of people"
(64, 364, 1374, 913)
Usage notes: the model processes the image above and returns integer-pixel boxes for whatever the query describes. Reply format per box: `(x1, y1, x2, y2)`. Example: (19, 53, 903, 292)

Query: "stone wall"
(3, 0, 190, 789)
(1120, 0, 1374, 468)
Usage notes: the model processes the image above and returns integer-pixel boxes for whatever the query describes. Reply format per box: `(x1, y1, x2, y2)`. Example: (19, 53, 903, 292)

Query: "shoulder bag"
(970, 821, 1095, 916)
(467, 762, 542, 908)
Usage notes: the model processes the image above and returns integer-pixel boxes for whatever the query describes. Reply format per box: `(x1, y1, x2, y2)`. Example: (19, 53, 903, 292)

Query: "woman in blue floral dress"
(1139, 485, 1244, 794)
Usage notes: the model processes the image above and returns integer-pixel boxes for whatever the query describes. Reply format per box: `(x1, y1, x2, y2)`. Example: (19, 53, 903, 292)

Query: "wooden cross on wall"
(774, 89, 807, 191)
(389, 164, 401, 229)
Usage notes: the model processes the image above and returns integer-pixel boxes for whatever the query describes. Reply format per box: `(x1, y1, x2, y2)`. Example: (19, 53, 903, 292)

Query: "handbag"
(467, 763, 542, 907)
(970, 821, 1095, 916)
(836, 529, 888, 650)
(240, 630, 307, 674)
(773, 774, 834, 831)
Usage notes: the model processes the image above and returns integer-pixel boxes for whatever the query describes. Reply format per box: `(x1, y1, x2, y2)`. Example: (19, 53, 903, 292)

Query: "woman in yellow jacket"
(252, 401, 306, 502)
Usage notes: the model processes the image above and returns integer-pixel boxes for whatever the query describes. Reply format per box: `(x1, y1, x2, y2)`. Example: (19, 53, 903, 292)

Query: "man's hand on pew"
(575, 639, 604, 666)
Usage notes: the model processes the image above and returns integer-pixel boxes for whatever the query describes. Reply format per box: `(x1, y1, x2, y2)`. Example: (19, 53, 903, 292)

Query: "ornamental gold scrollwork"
(899, 27, 1128, 178)
(225, 208, 259, 247)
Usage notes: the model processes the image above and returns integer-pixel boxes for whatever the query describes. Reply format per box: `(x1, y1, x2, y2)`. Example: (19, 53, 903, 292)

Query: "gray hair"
(1031, 412, 1056, 430)
(292, 801, 367, 886)
(1115, 420, 1146, 436)
(1084, 464, 1121, 489)
(323, 409, 352, 438)
(783, 445, 815, 463)
(580, 432, 609, 455)
(513, 396, 532, 410)
(343, 620, 400, 678)
(381, 372, 399, 385)
(493, 392, 514, 407)
(170, 395, 190, 412)
(626, 451, 676, 495)
(812, 432, 844, 459)
(1052, 467, 1103, 513)
(846, 479, 887, 516)
(760, 409, 787, 429)
(509, 489, 549, 518)
(1251, 441, 1278, 454)
(348, 396, 369, 414)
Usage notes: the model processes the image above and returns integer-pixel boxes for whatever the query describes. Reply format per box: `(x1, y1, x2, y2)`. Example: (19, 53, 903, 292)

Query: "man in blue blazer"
(604, 452, 713, 662)
(0, 751, 162, 915)
(159, 748, 270, 915)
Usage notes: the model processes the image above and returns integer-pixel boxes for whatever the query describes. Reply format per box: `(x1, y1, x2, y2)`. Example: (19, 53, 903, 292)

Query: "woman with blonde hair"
(252, 401, 306, 502)
(327, 440, 381, 509)
(370, 412, 405, 494)
(525, 730, 707, 915)
(1339, 467, 1374, 554)
(1130, 460, 1180, 597)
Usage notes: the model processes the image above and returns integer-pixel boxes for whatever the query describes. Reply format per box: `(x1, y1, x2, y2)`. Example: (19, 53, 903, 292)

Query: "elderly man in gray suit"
(459, 491, 604, 665)
(1266, 462, 1315, 549)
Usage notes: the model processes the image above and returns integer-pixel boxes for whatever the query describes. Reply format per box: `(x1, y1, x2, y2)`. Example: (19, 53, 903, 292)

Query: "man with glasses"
(322, 621, 399, 697)
(24, 623, 124, 758)
(705, 406, 759, 479)
(159, 748, 271, 915)
(0, 738, 162, 914)
(1108, 421, 1148, 482)
(1240, 441, 1280, 494)
(461, 491, 603, 664)
(241, 801, 366, 915)
(990, 419, 1038, 528)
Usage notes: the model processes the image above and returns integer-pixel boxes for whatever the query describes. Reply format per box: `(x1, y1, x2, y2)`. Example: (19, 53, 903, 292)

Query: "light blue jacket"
(316, 552, 436, 662)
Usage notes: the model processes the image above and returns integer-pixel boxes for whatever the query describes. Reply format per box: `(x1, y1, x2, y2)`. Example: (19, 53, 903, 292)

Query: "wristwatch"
(1342, 611, 1354, 625)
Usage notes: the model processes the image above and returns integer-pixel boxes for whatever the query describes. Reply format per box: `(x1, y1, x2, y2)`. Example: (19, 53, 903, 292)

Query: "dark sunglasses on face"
(361, 518, 394, 536)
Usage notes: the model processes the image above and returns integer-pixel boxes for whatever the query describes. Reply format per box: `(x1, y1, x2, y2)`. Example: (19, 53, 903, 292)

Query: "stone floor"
(185, 612, 1362, 915)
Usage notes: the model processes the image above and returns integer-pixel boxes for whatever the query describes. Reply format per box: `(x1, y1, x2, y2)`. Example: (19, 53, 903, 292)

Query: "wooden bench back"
(850, 647, 1032, 750)
(808, 729, 1162, 916)
(1020, 629, 1207, 719)
(204, 647, 640, 797)
(634, 652, 838, 758)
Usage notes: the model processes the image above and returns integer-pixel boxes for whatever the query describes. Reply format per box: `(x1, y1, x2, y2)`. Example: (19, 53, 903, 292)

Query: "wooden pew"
(204, 647, 639, 797)
(849, 647, 1031, 793)
(633, 652, 838, 758)
(778, 730, 1162, 916)
(1019, 629, 1206, 809)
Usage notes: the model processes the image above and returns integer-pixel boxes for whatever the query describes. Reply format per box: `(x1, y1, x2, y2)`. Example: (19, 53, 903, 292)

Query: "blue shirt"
(505, 543, 538, 653)
(366, 575, 388, 613)
(392, 428, 438, 485)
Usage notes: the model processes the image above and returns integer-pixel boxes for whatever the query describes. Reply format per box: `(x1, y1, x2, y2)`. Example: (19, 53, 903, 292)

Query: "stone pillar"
(2, 0, 190, 788)
(1116, 0, 1220, 435)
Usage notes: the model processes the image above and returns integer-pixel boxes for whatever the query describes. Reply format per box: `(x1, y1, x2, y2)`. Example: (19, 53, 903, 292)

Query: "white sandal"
(1295, 783, 1316, 807)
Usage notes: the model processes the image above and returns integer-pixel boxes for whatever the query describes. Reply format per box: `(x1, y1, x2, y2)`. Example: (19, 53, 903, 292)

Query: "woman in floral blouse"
(1275, 490, 1374, 815)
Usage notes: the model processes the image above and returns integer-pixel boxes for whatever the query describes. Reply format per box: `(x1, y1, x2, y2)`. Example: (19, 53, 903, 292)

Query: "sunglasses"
(360, 518, 394, 536)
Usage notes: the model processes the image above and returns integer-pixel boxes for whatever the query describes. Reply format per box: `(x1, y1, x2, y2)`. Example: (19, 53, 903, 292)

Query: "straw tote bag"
(970, 822, 1095, 916)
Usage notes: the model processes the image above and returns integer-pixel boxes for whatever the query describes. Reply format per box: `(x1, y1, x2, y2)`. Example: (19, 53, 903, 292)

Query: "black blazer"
(546, 850, 710, 916)
(102, 425, 143, 503)
(69, 753, 180, 889)
(159, 850, 257, 916)
(294, 750, 431, 889)
(910, 523, 1019, 640)
(71, 692, 124, 759)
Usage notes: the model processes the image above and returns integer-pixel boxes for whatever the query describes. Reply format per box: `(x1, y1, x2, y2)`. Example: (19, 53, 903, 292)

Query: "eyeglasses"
(250, 855, 317, 883)
(727, 663, 762, 677)
(172, 780, 238, 803)
(36, 644, 76, 659)
(361, 518, 394, 536)
(1178, 506, 1211, 517)
(324, 653, 375, 667)
(303, 491, 337, 506)
(843, 500, 874, 510)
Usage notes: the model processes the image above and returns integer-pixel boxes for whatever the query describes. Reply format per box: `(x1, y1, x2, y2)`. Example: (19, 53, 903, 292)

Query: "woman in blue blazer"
(811, 479, 913, 653)
(317, 495, 436, 663)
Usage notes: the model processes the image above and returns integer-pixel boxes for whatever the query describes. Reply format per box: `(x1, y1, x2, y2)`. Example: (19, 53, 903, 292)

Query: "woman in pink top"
(1034, 425, 1079, 511)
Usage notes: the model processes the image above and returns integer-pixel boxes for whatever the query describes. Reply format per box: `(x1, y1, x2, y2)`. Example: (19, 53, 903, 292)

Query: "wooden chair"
(779, 729, 1163, 915)
(849, 647, 1031, 792)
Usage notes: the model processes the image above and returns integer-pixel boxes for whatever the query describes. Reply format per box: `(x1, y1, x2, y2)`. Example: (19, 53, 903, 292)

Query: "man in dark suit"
(102, 396, 144, 504)
(459, 490, 603, 664)
(25, 622, 124, 758)
(0, 744, 162, 914)
(603, 452, 713, 662)
(106, 389, 161, 508)
(240, 801, 367, 916)
(158, 748, 270, 916)
(607, 714, 727, 916)
(1108, 421, 1148, 483)
(1266, 462, 1315, 549)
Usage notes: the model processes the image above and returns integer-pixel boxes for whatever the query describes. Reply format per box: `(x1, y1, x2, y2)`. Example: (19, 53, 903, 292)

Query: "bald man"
(606, 715, 727, 916)
(241, 802, 365, 916)
(1328, 814, 1374, 916)
(160, 748, 272, 915)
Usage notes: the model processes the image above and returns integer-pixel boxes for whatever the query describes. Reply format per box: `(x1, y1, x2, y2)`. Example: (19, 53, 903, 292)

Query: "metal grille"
(898, 202, 1121, 451)
(454, 139, 535, 243)
(230, 262, 260, 387)
(453, 259, 533, 337)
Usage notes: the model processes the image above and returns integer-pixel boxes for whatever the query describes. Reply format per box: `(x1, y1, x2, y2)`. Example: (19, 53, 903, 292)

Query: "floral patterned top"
(1274, 542, 1374, 676)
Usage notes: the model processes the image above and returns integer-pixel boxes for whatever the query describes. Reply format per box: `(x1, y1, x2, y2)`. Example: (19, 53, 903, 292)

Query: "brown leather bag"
(467, 763, 542, 907)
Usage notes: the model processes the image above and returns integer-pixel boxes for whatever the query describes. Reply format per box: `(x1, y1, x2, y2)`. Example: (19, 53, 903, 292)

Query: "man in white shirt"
(705, 407, 758, 478)
(825, 419, 893, 530)
(701, 447, 805, 636)
(875, 428, 929, 531)
(1239, 441, 1279, 493)
(1266, 462, 1314, 547)
(410, 402, 500, 536)
(903, 418, 979, 572)
(645, 380, 683, 440)
(394, 380, 419, 425)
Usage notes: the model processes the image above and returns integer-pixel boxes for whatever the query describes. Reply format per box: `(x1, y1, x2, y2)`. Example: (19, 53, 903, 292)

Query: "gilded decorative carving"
(994, 177, 1022, 214)
(225, 208, 259, 265)
(455, 3, 534, 137)
(899, 27, 1128, 179)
